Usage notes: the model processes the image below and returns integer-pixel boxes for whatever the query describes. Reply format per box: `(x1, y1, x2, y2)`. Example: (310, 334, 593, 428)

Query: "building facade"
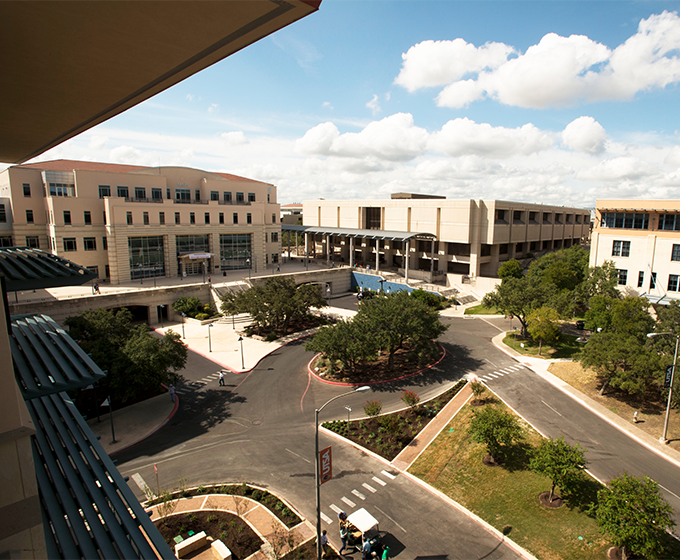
(0, 160, 282, 284)
(590, 200, 680, 303)
(303, 197, 590, 279)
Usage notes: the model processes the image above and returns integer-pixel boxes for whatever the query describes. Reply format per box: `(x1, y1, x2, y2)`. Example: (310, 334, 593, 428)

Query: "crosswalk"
(174, 371, 229, 395)
(477, 364, 527, 383)
(322, 469, 397, 526)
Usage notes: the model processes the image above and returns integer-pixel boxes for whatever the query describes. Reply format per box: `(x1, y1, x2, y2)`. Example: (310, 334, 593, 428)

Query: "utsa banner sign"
(319, 446, 332, 484)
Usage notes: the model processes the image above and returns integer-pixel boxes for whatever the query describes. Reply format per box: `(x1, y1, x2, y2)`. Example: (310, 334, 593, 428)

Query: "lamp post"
(344, 405, 352, 426)
(238, 335, 244, 369)
(181, 312, 186, 339)
(208, 323, 214, 353)
(315, 386, 370, 560)
(647, 331, 679, 444)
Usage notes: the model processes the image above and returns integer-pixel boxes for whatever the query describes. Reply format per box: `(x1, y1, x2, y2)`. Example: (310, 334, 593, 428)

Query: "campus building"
(0, 160, 283, 285)
(302, 196, 590, 289)
(590, 200, 680, 303)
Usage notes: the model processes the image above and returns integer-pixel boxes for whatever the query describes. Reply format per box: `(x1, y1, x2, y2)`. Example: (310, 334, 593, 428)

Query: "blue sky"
(24, 0, 680, 209)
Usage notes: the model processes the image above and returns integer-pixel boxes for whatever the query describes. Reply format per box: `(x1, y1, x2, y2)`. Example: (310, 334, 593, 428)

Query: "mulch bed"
(324, 380, 467, 460)
(538, 491, 564, 508)
(154, 510, 262, 560)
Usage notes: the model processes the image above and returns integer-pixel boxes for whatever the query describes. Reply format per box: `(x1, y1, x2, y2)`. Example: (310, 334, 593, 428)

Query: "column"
(375, 239, 380, 273)
(405, 240, 410, 281)
(349, 237, 354, 267)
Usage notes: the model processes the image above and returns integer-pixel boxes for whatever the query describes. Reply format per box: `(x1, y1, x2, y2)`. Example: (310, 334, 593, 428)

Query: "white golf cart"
(345, 508, 381, 554)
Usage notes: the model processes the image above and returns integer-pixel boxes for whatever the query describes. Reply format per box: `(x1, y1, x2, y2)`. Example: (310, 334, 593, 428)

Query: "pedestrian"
(339, 520, 349, 555)
(219, 371, 225, 386)
(633, 411, 639, 423)
(169, 384, 176, 403)
(94, 283, 100, 294)
(362, 538, 372, 560)
(381, 544, 390, 559)
(276, 264, 280, 272)
(208, 275, 211, 283)
(319, 529, 329, 558)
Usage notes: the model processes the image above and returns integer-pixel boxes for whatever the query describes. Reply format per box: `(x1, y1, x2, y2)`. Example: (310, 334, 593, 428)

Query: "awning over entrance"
(282, 224, 436, 241)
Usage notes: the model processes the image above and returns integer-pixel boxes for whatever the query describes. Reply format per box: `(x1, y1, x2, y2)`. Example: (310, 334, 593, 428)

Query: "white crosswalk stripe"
(381, 470, 396, 480)
(372, 476, 386, 486)
(321, 512, 332, 524)
(488, 373, 499, 378)
(329, 504, 343, 514)
(352, 489, 366, 501)
(362, 483, 377, 493)
(494, 371, 505, 376)
(341, 496, 356, 508)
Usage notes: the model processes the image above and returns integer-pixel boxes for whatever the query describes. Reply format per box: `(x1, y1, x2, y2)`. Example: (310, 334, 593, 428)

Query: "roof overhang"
(0, 248, 97, 291)
(283, 225, 437, 242)
(1, 0, 320, 164)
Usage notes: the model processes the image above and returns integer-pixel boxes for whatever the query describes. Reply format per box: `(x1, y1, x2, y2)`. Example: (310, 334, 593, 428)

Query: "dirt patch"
(154, 510, 262, 560)
(538, 491, 564, 509)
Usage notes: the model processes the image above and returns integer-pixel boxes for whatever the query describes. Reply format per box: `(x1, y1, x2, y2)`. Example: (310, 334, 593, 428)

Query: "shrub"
(401, 390, 420, 409)
(364, 400, 382, 417)
(195, 313, 209, 320)
(252, 489, 262, 501)
(266, 332, 278, 341)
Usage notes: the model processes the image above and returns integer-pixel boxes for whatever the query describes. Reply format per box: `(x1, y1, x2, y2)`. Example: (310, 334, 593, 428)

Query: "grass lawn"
(409, 402, 609, 560)
(464, 303, 502, 315)
(502, 331, 583, 359)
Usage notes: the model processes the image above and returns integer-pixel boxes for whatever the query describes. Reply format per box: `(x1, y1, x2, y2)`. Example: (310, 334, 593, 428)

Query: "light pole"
(344, 405, 352, 426)
(647, 331, 679, 444)
(181, 312, 186, 339)
(238, 335, 244, 369)
(315, 386, 370, 560)
(208, 323, 214, 352)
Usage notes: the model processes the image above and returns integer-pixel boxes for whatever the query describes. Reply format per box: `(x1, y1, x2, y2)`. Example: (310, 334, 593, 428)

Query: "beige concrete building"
(0, 160, 283, 285)
(303, 196, 590, 283)
(590, 200, 680, 303)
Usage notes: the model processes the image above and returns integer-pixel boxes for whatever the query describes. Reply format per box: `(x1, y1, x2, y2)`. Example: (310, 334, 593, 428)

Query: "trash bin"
(576, 320, 585, 330)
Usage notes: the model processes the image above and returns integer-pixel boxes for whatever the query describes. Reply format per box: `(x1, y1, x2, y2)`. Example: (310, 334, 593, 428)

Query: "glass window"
(103, 237, 108, 250)
(190, 212, 196, 224)
(219, 233, 252, 270)
(63, 238, 77, 251)
(25, 236, 39, 248)
(152, 188, 163, 200)
(23, 183, 31, 197)
(233, 213, 238, 224)
(272, 214, 276, 224)
(219, 212, 224, 224)
(638, 271, 644, 288)
(513, 210, 523, 223)
(143, 212, 149, 225)
(495, 209, 506, 223)
(617, 269, 627, 285)
(117, 186, 129, 198)
(63, 210, 71, 225)
(672, 244, 680, 262)
(84, 211, 91, 225)
(248, 193, 256, 202)
(543, 213, 551, 223)
(26, 209, 34, 223)
(166, 188, 171, 199)
(247, 213, 252, 224)
(602, 212, 649, 230)
(159, 212, 165, 225)
(127, 212, 133, 225)
(103, 211, 107, 225)
(175, 188, 190, 201)
(650, 272, 657, 290)
(195, 189, 201, 201)
(204, 212, 210, 225)
(175, 235, 210, 255)
(0, 236, 13, 247)
(135, 187, 146, 199)
(271, 232, 279, 242)
(99, 185, 111, 199)
(223, 191, 232, 202)
(84, 237, 97, 251)
(0, 204, 5, 223)
(669, 274, 679, 292)
(211, 191, 219, 201)
(175, 212, 180, 224)
(236, 192, 244, 203)
(272, 253, 279, 263)
(128, 236, 165, 280)
(612, 240, 630, 257)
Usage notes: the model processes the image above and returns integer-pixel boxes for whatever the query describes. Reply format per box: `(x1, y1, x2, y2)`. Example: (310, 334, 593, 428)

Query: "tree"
(584, 295, 617, 332)
(526, 306, 560, 355)
(470, 380, 486, 404)
(497, 259, 524, 280)
(305, 319, 376, 375)
(577, 261, 620, 302)
(483, 275, 549, 337)
(467, 406, 523, 462)
(530, 436, 587, 503)
(593, 473, 675, 560)
(172, 296, 203, 317)
(65, 308, 187, 404)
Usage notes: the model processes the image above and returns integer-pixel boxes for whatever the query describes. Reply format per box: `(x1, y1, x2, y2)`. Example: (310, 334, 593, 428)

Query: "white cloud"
(429, 118, 554, 158)
(186, 94, 194, 102)
(366, 94, 381, 115)
(561, 116, 608, 154)
(396, 11, 680, 110)
(322, 101, 333, 110)
(88, 136, 108, 150)
(220, 131, 249, 146)
(576, 156, 658, 182)
(208, 104, 219, 113)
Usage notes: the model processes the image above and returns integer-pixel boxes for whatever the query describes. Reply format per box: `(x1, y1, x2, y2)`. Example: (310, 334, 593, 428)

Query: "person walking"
(218, 371, 225, 386)
(169, 384, 176, 403)
(319, 529, 329, 558)
(338, 520, 349, 555)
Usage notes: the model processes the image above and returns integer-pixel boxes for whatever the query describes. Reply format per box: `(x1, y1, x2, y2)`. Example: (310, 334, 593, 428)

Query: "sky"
(15, 0, 680, 210)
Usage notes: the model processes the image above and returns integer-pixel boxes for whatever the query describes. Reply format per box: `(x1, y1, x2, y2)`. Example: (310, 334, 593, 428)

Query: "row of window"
(599, 212, 680, 231)
(611, 240, 680, 261)
(98, 185, 261, 203)
(495, 209, 588, 225)
(31, 209, 278, 226)
(616, 268, 680, 293)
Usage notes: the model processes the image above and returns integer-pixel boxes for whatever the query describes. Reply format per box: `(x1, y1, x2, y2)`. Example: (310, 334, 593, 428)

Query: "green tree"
(497, 259, 524, 280)
(483, 275, 549, 337)
(172, 296, 203, 317)
(305, 319, 376, 375)
(593, 473, 675, 560)
(577, 261, 620, 302)
(584, 295, 617, 332)
(526, 306, 561, 355)
(65, 308, 187, 404)
(530, 436, 587, 503)
(467, 406, 523, 462)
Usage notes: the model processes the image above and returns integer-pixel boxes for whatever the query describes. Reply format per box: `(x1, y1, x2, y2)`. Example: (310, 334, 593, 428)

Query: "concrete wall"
(249, 268, 352, 296)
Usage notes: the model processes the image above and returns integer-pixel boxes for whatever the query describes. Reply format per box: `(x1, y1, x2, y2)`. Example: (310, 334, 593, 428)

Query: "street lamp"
(181, 312, 186, 339)
(208, 323, 214, 352)
(647, 331, 679, 444)
(238, 335, 244, 369)
(315, 385, 370, 560)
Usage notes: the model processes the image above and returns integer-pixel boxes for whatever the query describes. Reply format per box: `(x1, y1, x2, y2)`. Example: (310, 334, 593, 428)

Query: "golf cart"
(345, 508, 381, 554)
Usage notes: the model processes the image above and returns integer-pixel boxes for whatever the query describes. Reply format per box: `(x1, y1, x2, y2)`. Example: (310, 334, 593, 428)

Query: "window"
(271, 232, 279, 242)
(236, 192, 244, 203)
(152, 188, 163, 200)
(650, 272, 657, 290)
(26, 209, 34, 223)
(0, 204, 5, 223)
(23, 183, 31, 197)
(513, 210, 524, 224)
(48, 182, 74, 197)
(602, 212, 649, 230)
(127, 212, 133, 225)
(272, 253, 279, 263)
(143, 212, 149, 225)
(159, 212, 165, 225)
(204, 212, 210, 225)
(128, 236, 165, 280)
(166, 188, 171, 199)
(175, 188, 190, 201)
(195, 189, 201, 201)
(175, 212, 181, 224)
(515, 242, 524, 253)
(135, 187, 146, 199)
(612, 240, 631, 257)
(499, 243, 509, 254)
(84, 237, 97, 251)
(63, 238, 77, 251)
(248, 193, 256, 202)
(190, 212, 196, 224)
(84, 211, 91, 225)
(530, 241, 538, 251)
(223, 191, 232, 203)
(102, 237, 108, 250)
(495, 209, 507, 223)
(617, 269, 628, 285)
(272, 214, 276, 224)
(543, 212, 551, 224)
(211, 191, 219, 201)
(117, 186, 129, 198)
(105, 265, 110, 278)
(529, 212, 538, 224)
(576, 215, 582, 223)
(247, 213, 252, 224)
(0, 236, 13, 247)
(99, 185, 111, 199)
(103, 211, 107, 225)
(63, 210, 71, 225)
(555, 213, 563, 224)
(233, 213, 238, 224)
(25, 236, 39, 248)
(670, 275, 680, 292)
(672, 244, 680, 262)
(638, 271, 644, 288)
(219, 212, 224, 224)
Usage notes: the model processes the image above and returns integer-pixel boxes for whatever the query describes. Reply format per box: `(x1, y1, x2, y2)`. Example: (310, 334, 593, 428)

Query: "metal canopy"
(283, 224, 436, 241)
(0, 248, 97, 291)
(11, 314, 107, 400)
(28, 392, 174, 559)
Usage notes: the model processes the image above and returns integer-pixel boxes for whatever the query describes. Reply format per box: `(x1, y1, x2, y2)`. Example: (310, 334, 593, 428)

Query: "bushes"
(173, 296, 218, 320)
